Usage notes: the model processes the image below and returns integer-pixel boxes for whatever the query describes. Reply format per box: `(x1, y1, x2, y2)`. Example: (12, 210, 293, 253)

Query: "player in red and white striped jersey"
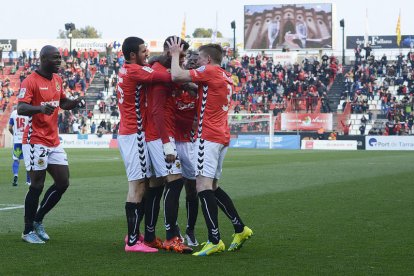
(116, 37, 171, 253)
(144, 37, 193, 254)
(168, 37, 253, 256)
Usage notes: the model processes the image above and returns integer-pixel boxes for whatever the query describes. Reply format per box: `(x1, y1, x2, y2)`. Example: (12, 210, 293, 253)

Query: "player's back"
(191, 65, 233, 145)
(10, 110, 29, 144)
(145, 62, 175, 142)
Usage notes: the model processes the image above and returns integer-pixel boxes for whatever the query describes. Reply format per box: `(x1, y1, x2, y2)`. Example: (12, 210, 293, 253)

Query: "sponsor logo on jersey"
(142, 66, 154, 73)
(18, 88, 26, 99)
(176, 101, 195, 111)
(41, 100, 60, 107)
(39, 87, 49, 90)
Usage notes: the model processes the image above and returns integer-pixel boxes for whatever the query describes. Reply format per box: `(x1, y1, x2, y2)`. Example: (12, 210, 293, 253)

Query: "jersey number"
(222, 84, 232, 111)
(16, 117, 26, 129)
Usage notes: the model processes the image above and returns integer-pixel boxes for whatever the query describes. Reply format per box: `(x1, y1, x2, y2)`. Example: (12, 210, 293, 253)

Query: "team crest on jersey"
(56, 82, 61, 91)
(18, 88, 26, 99)
(175, 161, 181, 169)
(38, 159, 45, 166)
(196, 66, 206, 72)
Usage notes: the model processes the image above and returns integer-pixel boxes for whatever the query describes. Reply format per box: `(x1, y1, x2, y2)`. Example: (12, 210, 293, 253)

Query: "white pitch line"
(0, 205, 24, 211)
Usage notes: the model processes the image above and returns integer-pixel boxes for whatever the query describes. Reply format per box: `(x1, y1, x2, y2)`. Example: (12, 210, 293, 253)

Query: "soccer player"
(17, 45, 86, 244)
(117, 37, 172, 253)
(168, 37, 253, 256)
(175, 49, 200, 246)
(144, 36, 192, 254)
(8, 107, 30, 186)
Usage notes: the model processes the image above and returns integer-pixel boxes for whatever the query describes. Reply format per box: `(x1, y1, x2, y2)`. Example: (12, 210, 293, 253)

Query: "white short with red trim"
(118, 132, 152, 181)
(22, 144, 68, 171)
(176, 141, 195, 180)
(147, 137, 182, 178)
(194, 139, 227, 179)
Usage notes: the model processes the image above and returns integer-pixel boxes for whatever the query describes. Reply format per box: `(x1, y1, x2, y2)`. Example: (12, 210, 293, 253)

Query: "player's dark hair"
(198, 44, 223, 64)
(186, 49, 199, 58)
(122, 37, 145, 61)
(163, 36, 190, 51)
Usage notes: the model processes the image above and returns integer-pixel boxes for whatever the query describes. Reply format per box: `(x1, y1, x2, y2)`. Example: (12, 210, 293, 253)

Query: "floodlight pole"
(340, 19, 345, 65)
(69, 32, 73, 53)
(231, 21, 236, 58)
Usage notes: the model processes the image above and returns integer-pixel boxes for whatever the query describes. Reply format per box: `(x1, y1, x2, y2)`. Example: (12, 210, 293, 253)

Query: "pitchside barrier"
(301, 139, 358, 150)
(229, 134, 300, 149)
(31, 133, 414, 151)
(365, 136, 414, 151)
(59, 134, 117, 148)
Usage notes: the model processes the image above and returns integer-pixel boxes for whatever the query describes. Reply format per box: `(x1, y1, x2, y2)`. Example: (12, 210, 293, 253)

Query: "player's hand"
(76, 97, 86, 108)
(163, 142, 177, 163)
(41, 104, 56, 115)
(166, 36, 183, 55)
(165, 154, 176, 164)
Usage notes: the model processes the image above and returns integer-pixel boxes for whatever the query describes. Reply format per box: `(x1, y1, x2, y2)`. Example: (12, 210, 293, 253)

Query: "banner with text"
(0, 39, 17, 52)
(281, 113, 332, 131)
(59, 134, 113, 148)
(238, 134, 300, 149)
(365, 136, 414, 151)
(346, 35, 414, 49)
(301, 140, 357, 150)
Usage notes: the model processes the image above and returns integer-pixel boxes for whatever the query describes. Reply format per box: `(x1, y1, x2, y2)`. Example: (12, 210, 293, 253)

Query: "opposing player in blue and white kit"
(8, 107, 31, 186)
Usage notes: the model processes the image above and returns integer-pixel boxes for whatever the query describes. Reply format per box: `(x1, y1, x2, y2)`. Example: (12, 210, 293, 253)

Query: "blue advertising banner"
(229, 138, 257, 148)
(230, 135, 300, 149)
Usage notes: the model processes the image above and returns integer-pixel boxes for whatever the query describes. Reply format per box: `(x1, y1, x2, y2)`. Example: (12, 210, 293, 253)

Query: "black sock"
(24, 186, 43, 234)
(125, 202, 141, 246)
(198, 190, 220, 244)
(34, 184, 67, 223)
(186, 197, 199, 232)
(138, 197, 145, 227)
(163, 178, 184, 240)
(144, 186, 163, 242)
(214, 187, 245, 233)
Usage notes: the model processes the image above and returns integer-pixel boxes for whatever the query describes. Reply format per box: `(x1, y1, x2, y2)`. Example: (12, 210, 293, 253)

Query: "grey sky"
(1, 0, 411, 50)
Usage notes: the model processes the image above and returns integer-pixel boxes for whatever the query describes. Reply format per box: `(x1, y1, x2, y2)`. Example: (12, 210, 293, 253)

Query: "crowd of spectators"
(343, 46, 414, 135)
(223, 52, 339, 116)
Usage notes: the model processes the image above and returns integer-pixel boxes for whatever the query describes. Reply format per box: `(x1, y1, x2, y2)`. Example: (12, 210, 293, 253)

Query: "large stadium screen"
(244, 3, 333, 50)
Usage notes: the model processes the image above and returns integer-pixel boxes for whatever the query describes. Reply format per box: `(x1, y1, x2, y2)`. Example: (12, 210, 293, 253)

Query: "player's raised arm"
(168, 37, 192, 83)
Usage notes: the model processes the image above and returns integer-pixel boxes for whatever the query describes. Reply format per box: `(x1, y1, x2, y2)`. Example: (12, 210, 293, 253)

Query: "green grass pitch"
(0, 148, 413, 275)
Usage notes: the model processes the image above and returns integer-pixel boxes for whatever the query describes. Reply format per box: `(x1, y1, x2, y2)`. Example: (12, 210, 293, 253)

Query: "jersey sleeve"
(17, 79, 33, 104)
(189, 65, 213, 84)
(132, 66, 171, 84)
(56, 75, 67, 100)
(9, 116, 14, 126)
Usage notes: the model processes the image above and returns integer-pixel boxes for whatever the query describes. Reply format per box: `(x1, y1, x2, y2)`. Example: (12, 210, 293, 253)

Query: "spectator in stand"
(364, 43, 372, 60)
(359, 124, 366, 135)
(354, 44, 362, 67)
(0, 59, 4, 75)
(80, 124, 87, 134)
(341, 120, 351, 135)
(104, 77, 109, 92)
(72, 120, 80, 134)
(90, 121, 96, 134)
